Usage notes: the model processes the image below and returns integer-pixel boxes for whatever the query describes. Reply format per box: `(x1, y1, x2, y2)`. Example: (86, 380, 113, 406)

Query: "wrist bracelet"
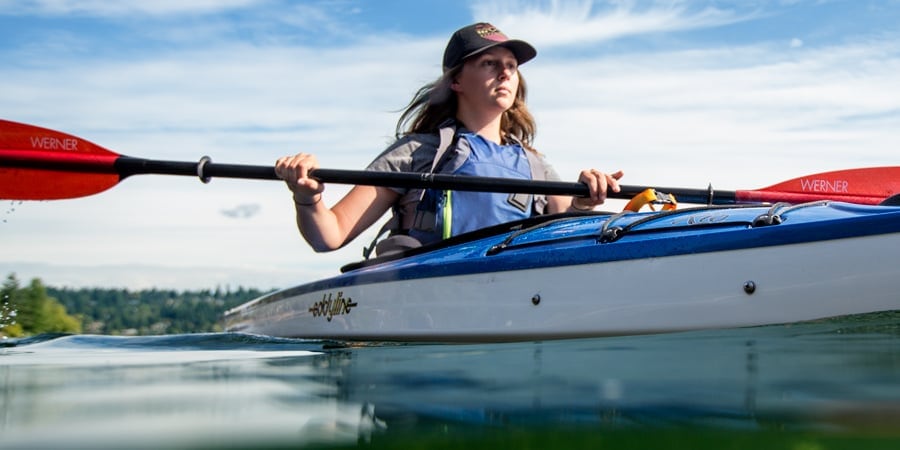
(571, 199, 593, 211)
(294, 194, 321, 207)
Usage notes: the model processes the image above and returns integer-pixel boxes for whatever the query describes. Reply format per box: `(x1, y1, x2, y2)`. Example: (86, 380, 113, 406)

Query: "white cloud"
(220, 203, 262, 219)
(474, 0, 755, 47)
(0, 0, 265, 17)
(529, 37, 900, 188)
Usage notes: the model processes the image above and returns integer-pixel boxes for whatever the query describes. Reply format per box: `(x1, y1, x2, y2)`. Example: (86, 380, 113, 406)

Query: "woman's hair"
(395, 66, 537, 152)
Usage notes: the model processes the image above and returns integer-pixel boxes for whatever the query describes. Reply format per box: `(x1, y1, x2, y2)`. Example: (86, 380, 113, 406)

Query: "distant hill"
(2, 273, 270, 337)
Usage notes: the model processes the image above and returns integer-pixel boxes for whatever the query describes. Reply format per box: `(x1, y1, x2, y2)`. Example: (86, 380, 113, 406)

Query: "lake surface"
(2, 311, 899, 449)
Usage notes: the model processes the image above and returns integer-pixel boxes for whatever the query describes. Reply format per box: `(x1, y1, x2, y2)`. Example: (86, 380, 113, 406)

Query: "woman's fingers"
(275, 153, 324, 196)
(577, 169, 625, 205)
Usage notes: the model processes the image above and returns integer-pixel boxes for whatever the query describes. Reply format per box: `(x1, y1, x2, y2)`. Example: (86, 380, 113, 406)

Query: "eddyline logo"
(308, 291, 358, 322)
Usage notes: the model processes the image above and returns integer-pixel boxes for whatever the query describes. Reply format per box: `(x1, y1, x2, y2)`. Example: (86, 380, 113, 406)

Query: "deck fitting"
(743, 281, 757, 295)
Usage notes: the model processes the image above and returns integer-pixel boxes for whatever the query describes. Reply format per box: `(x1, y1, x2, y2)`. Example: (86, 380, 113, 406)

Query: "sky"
(2, 0, 899, 291)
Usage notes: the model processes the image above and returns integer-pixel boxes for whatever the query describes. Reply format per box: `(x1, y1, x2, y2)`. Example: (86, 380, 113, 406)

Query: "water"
(2, 312, 899, 449)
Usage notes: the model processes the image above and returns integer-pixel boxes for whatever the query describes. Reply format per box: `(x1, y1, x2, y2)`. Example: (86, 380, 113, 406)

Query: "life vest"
(409, 132, 536, 245)
(364, 120, 549, 258)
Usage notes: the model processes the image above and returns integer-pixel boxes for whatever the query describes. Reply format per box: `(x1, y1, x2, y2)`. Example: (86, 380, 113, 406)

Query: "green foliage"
(2, 273, 270, 337)
(45, 282, 270, 336)
(1, 274, 82, 337)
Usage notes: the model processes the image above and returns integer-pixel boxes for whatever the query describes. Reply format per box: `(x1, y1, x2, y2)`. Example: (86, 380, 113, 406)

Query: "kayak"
(223, 201, 900, 342)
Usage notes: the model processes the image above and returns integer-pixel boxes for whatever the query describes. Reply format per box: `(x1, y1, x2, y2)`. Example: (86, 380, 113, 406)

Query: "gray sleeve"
(365, 134, 440, 194)
(539, 155, 562, 182)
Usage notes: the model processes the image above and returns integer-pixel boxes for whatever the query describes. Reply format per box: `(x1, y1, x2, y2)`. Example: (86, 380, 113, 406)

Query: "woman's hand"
(275, 153, 325, 204)
(571, 169, 624, 211)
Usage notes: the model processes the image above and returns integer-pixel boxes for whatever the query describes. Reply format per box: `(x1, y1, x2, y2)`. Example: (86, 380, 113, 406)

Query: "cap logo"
(475, 23, 507, 42)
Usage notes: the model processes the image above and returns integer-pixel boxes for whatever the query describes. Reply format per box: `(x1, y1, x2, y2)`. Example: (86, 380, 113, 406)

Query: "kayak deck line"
(488, 203, 777, 256)
(344, 203, 770, 271)
(598, 201, 833, 243)
(447, 200, 885, 260)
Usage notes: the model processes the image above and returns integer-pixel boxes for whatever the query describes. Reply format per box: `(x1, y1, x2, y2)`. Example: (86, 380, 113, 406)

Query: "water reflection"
(322, 314, 900, 434)
(0, 336, 380, 448)
(0, 312, 899, 448)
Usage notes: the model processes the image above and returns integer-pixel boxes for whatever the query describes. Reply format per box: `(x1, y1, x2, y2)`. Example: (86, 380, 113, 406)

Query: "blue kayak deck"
(348, 201, 900, 273)
(242, 201, 900, 304)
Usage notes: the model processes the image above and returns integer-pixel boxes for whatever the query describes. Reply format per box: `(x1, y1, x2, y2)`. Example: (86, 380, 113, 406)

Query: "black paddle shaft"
(113, 156, 732, 204)
(113, 156, 596, 196)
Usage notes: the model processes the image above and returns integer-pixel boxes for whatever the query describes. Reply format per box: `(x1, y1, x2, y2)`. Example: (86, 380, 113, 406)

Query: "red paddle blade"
(736, 166, 900, 205)
(0, 120, 121, 200)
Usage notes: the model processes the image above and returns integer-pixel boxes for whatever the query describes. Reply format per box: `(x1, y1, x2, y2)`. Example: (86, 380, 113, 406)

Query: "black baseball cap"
(442, 23, 537, 72)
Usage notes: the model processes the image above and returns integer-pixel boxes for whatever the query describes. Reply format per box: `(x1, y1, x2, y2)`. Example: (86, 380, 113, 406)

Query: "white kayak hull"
(225, 202, 900, 342)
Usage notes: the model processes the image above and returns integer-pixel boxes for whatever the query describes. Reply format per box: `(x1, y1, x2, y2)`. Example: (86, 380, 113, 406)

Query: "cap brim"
(501, 40, 537, 66)
(461, 39, 537, 67)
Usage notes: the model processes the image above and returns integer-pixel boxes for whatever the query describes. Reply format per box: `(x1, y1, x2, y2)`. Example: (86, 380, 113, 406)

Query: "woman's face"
(452, 46, 520, 114)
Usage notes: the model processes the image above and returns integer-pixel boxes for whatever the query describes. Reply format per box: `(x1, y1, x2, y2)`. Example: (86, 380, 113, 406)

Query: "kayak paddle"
(1, 119, 898, 205)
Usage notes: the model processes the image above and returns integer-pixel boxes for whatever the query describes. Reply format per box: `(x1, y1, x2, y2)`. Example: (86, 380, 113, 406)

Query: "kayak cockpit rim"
(340, 210, 612, 272)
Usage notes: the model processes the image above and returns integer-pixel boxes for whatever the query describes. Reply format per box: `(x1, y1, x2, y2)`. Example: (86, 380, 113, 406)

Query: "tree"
(1, 275, 23, 336)
(0, 274, 82, 337)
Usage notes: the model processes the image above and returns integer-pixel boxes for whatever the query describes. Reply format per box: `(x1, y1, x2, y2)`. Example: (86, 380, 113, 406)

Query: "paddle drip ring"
(197, 156, 212, 184)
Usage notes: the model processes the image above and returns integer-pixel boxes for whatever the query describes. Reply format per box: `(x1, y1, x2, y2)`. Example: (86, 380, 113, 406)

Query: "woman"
(276, 22, 623, 254)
